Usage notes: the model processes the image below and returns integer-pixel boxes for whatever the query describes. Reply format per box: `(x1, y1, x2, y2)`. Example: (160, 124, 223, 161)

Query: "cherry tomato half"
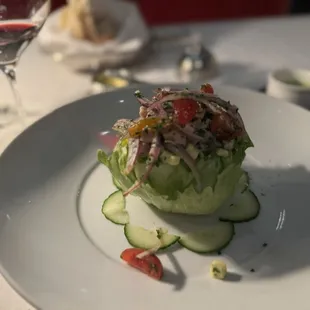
(201, 83, 214, 94)
(121, 248, 163, 280)
(173, 99, 199, 125)
(210, 113, 242, 140)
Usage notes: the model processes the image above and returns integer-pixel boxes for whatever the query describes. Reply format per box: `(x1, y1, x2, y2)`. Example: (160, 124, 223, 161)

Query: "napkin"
(37, 0, 150, 71)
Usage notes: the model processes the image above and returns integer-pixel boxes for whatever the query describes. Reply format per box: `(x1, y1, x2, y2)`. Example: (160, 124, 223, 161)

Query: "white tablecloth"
(1, 14, 310, 310)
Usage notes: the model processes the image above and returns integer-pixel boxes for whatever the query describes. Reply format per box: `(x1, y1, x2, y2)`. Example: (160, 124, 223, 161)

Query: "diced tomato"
(98, 133, 119, 149)
(210, 113, 242, 140)
(120, 248, 164, 280)
(201, 83, 214, 94)
(173, 99, 199, 125)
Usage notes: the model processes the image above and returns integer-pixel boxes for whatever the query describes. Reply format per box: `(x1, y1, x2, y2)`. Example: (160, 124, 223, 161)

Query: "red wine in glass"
(0, 21, 39, 65)
(0, 1, 50, 126)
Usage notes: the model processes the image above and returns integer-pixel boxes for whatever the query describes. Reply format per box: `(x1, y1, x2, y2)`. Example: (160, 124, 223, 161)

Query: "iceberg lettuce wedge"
(99, 137, 249, 215)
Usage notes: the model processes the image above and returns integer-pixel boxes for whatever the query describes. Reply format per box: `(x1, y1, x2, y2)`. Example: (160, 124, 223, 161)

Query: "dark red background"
(51, 0, 290, 25)
(0, 0, 47, 19)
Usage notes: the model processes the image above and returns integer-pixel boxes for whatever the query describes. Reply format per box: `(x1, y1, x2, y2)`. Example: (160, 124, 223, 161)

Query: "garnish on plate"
(120, 248, 163, 280)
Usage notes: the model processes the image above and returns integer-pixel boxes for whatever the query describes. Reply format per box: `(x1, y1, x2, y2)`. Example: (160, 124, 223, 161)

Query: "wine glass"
(0, 0, 50, 127)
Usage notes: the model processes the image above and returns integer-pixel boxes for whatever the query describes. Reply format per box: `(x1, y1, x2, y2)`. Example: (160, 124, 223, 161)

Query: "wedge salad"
(98, 84, 261, 280)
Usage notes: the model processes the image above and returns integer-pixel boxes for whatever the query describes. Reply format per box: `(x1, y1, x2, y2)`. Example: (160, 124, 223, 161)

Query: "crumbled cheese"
(210, 260, 227, 280)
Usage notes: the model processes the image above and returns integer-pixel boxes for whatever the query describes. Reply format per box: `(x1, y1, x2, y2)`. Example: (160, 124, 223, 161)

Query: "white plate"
(1, 85, 310, 310)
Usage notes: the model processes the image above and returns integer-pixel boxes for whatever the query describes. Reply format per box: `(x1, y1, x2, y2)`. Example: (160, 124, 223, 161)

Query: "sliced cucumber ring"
(236, 171, 250, 194)
(220, 189, 260, 223)
(179, 222, 234, 254)
(101, 190, 129, 225)
(124, 224, 180, 250)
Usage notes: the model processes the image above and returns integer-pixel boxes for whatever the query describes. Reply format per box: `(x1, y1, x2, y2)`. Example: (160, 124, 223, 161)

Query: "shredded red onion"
(173, 124, 204, 143)
(152, 91, 244, 133)
(124, 139, 141, 175)
(124, 135, 161, 196)
(137, 97, 152, 107)
(153, 93, 224, 115)
(162, 130, 187, 146)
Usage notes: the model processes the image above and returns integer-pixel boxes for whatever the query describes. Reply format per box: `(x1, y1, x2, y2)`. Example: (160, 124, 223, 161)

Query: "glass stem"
(2, 64, 26, 124)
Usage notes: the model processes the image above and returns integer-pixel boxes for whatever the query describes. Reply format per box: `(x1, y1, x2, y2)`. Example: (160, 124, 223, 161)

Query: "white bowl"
(266, 68, 310, 109)
(37, 3, 150, 71)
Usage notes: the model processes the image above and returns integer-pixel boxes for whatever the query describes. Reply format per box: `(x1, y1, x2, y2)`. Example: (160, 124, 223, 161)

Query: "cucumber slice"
(102, 190, 129, 225)
(179, 222, 234, 254)
(220, 189, 260, 223)
(236, 171, 250, 194)
(124, 224, 180, 250)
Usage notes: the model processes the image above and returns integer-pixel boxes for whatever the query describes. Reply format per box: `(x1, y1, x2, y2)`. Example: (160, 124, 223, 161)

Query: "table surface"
(1, 14, 310, 310)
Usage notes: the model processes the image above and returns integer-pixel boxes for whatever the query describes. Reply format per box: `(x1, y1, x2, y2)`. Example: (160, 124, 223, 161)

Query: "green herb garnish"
(134, 90, 142, 98)
(156, 123, 163, 130)
(162, 101, 173, 109)
(138, 155, 148, 163)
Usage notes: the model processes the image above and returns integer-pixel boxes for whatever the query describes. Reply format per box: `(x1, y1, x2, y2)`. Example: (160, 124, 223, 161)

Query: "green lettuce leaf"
(97, 149, 108, 166)
(98, 137, 251, 215)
